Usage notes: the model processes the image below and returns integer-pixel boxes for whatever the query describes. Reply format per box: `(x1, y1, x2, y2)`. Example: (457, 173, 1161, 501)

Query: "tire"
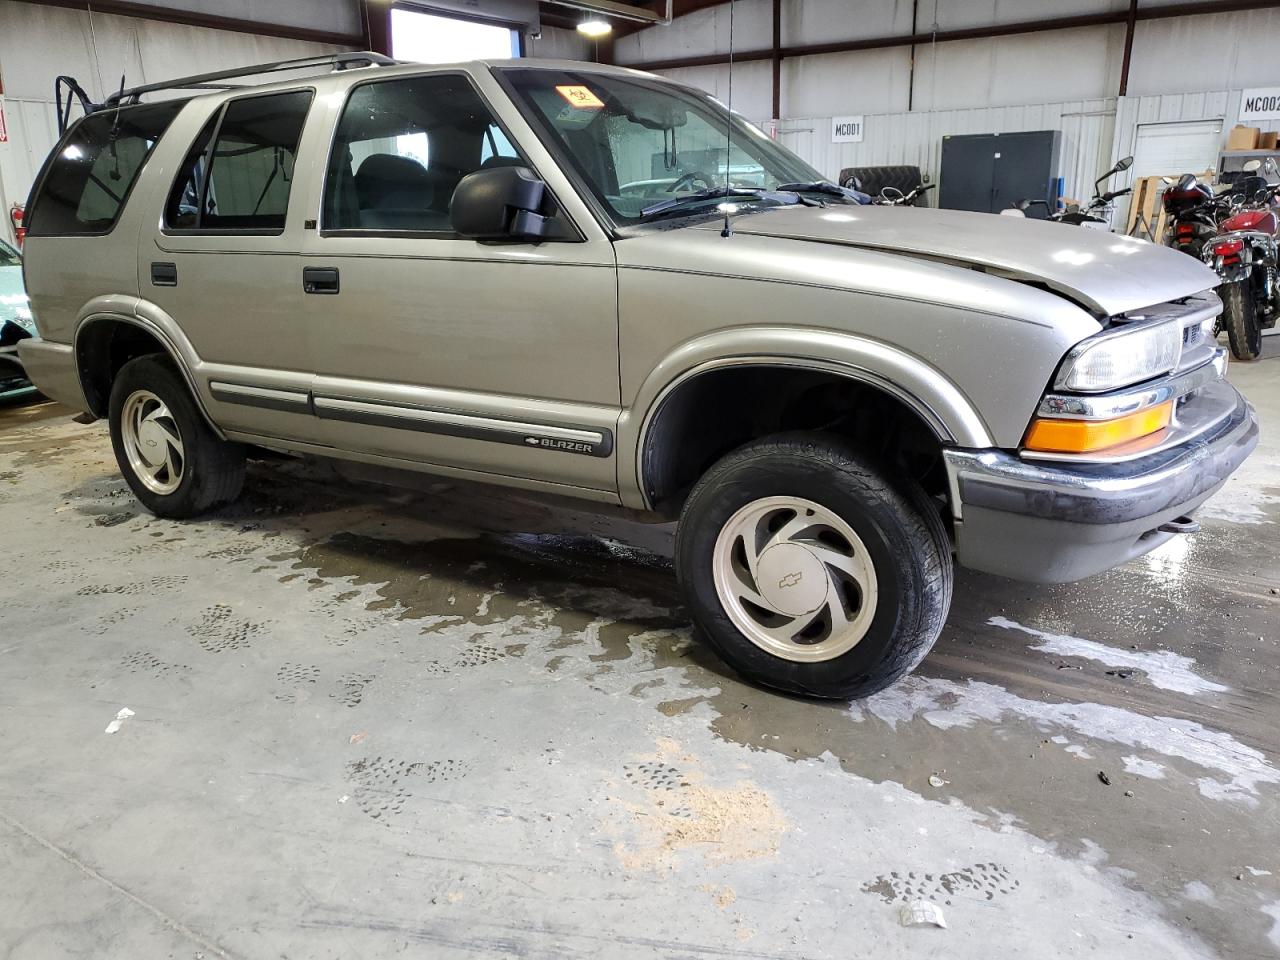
(675, 432, 953, 700)
(1221, 279, 1262, 361)
(838, 165, 926, 204)
(108, 354, 245, 518)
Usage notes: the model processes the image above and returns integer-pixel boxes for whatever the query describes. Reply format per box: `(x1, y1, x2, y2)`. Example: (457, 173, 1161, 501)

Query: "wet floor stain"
(345, 756, 472, 825)
(186, 603, 265, 653)
(6, 380, 1280, 955)
(862, 862, 1020, 905)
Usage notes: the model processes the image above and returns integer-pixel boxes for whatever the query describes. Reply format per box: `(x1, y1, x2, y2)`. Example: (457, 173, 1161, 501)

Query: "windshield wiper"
(775, 181, 866, 203)
(639, 185, 816, 219)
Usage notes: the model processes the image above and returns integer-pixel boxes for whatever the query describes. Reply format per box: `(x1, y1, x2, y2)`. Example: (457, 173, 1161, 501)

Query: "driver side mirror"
(451, 166, 550, 242)
(1114, 155, 1134, 172)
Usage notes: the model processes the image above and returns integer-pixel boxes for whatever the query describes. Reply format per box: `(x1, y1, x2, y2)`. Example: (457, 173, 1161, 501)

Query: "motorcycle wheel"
(1221, 279, 1262, 361)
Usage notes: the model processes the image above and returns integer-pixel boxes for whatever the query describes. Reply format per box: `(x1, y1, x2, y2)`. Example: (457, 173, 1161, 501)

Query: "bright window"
(391, 7, 520, 63)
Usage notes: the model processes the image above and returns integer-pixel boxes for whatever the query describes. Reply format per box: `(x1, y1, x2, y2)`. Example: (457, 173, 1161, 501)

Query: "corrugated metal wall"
(768, 98, 1118, 210)
(767, 90, 1242, 222)
(0, 97, 62, 224)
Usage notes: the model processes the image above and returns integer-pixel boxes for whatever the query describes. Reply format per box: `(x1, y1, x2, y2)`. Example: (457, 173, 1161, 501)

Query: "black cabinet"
(939, 130, 1061, 218)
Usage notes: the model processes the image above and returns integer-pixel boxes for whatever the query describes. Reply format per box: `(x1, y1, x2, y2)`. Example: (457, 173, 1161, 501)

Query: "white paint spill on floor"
(1196, 445, 1280, 525)
(988, 616, 1228, 695)
(1262, 901, 1280, 949)
(103, 706, 134, 734)
(1123, 755, 1168, 779)
(853, 676, 1278, 805)
(1183, 880, 1215, 903)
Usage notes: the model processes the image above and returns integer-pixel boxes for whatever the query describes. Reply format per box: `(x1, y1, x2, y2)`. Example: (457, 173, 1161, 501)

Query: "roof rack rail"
(101, 51, 397, 109)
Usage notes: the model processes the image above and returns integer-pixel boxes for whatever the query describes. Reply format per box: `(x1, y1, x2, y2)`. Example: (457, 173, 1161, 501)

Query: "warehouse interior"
(1, 1, 1279, 957)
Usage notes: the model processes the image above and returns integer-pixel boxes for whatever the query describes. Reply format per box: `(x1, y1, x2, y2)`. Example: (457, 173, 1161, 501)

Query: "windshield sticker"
(556, 85, 605, 110)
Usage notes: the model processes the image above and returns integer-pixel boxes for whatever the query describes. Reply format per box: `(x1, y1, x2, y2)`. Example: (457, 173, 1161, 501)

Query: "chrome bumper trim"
(945, 385, 1257, 526)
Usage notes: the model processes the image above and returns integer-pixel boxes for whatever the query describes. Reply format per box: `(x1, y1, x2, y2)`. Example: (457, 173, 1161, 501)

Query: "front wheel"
(1221, 279, 1262, 361)
(109, 354, 246, 518)
(675, 433, 953, 700)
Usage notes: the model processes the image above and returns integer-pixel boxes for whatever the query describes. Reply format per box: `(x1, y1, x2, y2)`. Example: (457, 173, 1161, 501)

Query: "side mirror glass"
(1115, 155, 1134, 172)
(451, 166, 550, 241)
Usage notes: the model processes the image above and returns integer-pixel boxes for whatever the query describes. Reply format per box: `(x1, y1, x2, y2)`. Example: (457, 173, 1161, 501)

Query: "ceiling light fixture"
(576, 18, 612, 38)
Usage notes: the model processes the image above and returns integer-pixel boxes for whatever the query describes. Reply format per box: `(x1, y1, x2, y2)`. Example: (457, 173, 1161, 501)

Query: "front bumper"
(943, 378, 1258, 583)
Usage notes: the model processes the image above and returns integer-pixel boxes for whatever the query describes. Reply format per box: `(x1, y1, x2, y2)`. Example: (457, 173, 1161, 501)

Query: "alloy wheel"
(711, 495, 879, 662)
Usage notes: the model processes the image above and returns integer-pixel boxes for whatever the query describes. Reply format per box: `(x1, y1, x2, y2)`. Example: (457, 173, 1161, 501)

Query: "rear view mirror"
(1115, 155, 1134, 172)
(625, 101, 688, 131)
(451, 166, 550, 241)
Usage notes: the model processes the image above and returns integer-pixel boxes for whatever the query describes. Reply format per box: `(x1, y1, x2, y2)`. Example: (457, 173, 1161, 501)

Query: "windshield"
(0, 240, 19, 268)
(501, 68, 835, 224)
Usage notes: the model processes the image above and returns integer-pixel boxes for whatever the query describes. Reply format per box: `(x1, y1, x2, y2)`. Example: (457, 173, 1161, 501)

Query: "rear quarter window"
(27, 100, 185, 237)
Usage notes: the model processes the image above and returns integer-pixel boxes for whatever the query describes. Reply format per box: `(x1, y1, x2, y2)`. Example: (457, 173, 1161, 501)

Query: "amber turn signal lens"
(1024, 401, 1173, 454)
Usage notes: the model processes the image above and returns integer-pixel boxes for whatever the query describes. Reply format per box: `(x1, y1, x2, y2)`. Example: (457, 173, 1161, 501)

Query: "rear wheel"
(109, 354, 245, 518)
(1221, 279, 1261, 361)
(675, 432, 952, 700)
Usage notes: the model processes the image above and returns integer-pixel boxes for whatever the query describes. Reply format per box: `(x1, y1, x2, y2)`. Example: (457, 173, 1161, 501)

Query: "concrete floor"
(1, 342, 1278, 960)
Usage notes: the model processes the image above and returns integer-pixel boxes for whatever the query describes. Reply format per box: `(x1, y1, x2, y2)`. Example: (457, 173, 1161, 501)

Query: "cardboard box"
(1227, 125, 1260, 150)
(1258, 131, 1279, 150)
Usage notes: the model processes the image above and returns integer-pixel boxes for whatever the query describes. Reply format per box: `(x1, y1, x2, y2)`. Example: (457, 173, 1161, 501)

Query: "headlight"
(1055, 320, 1182, 393)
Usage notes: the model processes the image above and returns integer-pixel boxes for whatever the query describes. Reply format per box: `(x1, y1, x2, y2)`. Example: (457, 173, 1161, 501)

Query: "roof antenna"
(720, 0, 736, 239)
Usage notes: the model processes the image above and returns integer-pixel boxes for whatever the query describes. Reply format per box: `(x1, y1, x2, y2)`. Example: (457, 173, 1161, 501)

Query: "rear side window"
(28, 101, 184, 237)
(166, 90, 313, 233)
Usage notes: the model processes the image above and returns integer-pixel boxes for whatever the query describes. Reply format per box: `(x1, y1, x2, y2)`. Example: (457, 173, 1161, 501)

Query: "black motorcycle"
(1009, 155, 1132, 227)
(874, 183, 936, 206)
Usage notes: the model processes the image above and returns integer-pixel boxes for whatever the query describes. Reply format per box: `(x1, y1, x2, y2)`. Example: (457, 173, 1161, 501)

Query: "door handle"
(151, 262, 177, 286)
(303, 266, 340, 295)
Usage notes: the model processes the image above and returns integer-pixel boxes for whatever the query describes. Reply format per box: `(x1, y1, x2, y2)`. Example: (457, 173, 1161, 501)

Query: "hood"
(699, 205, 1221, 317)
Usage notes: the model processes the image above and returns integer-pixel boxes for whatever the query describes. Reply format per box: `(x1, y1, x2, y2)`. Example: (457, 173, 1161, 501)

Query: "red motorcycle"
(1162, 174, 1219, 259)
(1203, 161, 1280, 360)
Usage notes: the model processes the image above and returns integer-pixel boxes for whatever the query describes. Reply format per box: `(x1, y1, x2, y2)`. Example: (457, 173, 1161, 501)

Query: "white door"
(1125, 119, 1224, 226)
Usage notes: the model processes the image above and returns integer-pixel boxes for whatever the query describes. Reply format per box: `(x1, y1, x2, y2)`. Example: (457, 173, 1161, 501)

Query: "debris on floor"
(899, 900, 947, 929)
(103, 706, 134, 734)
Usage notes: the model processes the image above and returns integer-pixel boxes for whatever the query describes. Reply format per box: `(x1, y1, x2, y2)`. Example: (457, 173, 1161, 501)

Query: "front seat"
(354, 154, 449, 230)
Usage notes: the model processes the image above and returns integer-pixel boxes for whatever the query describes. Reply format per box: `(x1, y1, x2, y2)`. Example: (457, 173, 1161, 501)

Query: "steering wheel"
(667, 171, 715, 193)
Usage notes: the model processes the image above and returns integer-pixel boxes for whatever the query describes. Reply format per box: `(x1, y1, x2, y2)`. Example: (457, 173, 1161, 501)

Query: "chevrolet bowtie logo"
(778, 571, 802, 589)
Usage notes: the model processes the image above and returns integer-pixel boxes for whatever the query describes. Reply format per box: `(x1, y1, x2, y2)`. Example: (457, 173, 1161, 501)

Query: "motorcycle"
(873, 183, 936, 206)
(1005, 155, 1133, 228)
(1202, 159, 1280, 361)
(1162, 173, 1223, 259)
